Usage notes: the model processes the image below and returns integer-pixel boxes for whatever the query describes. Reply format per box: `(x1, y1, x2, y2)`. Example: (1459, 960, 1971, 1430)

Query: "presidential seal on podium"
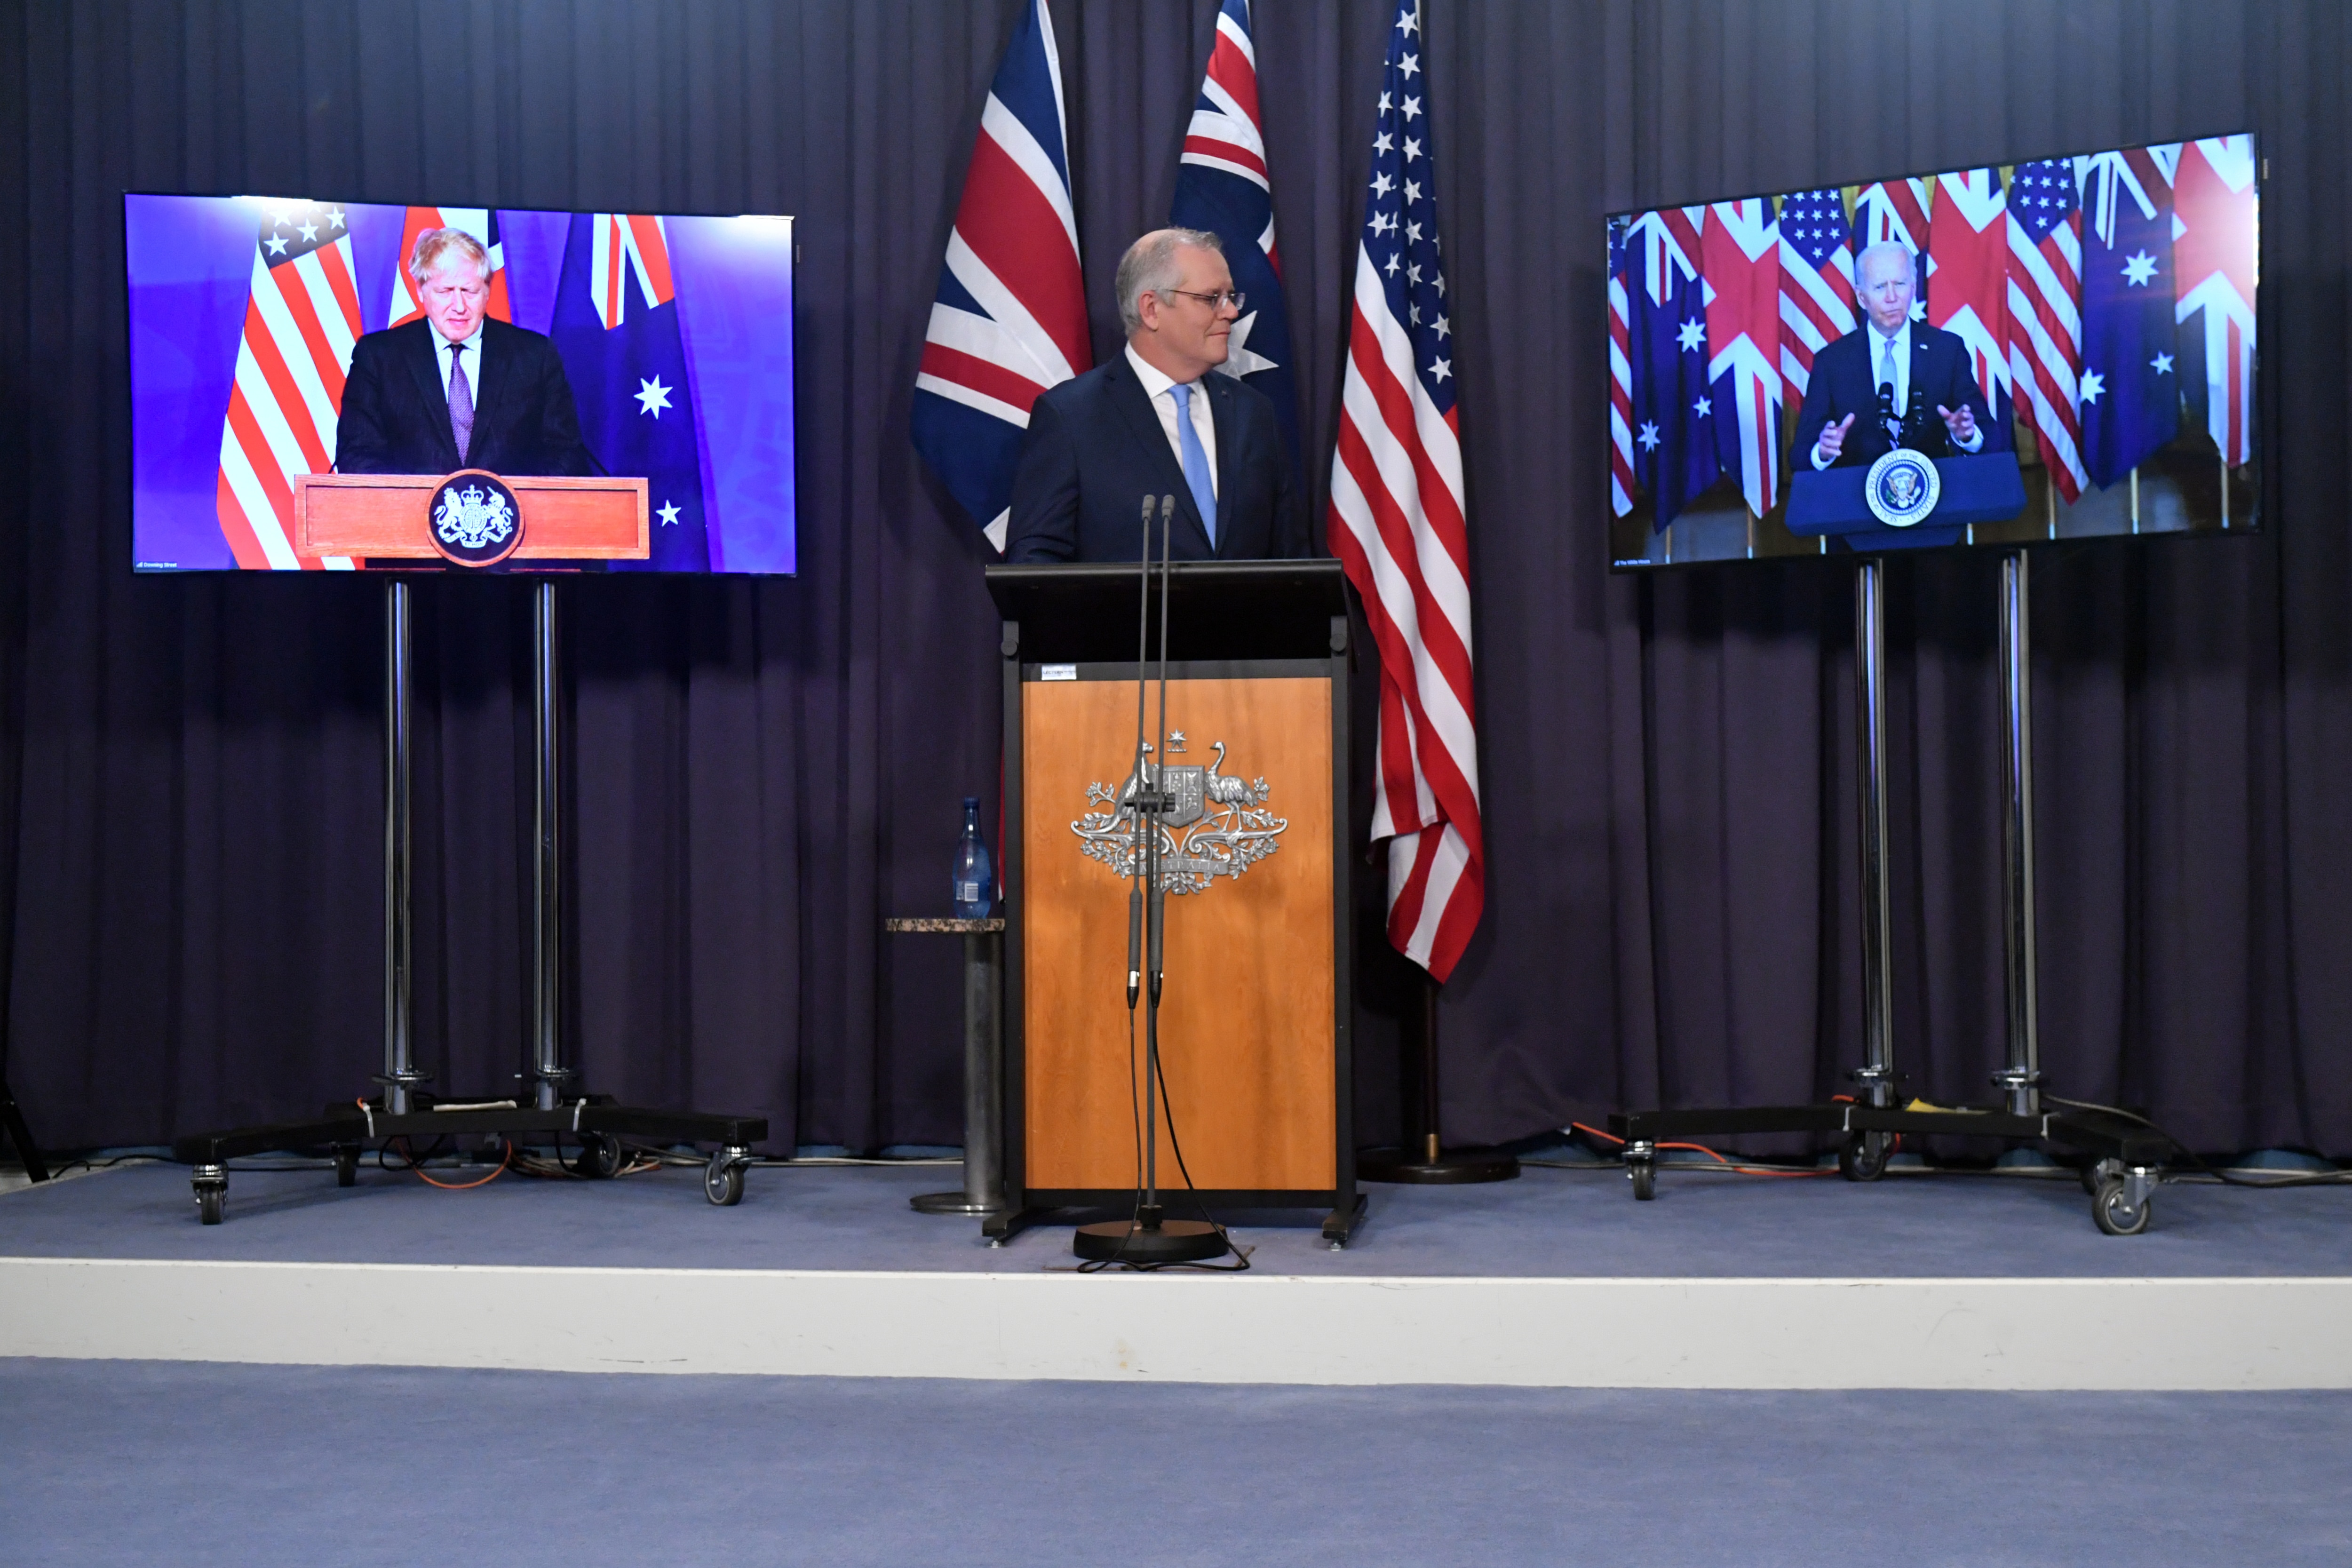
(1864, 447, 1942, 529)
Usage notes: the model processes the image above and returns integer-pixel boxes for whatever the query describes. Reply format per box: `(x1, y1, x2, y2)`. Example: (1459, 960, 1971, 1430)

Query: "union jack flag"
(1170, 0, 1302, 470)
(215, 199, 364, 570)
(386, 207, 510, 330)
(1703, 198, 1783, 518)
(1854, 177, 1931, 310)
(1930, 167, 2013, 425)
(1327, 0, 1481, 981)
(2172, 135, 2257, 469)
(1774, 187, 1855, 398)
(910, 0, 1090, 552)
(2006, 159, 2089, 501)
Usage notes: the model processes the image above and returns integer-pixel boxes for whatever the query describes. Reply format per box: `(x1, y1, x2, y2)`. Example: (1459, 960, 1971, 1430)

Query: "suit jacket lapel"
(1107, 357, 1213, 555)
(470, 321, 511, 466)
(1207, 374, 1239, 558)
(404, 323, 461, 471)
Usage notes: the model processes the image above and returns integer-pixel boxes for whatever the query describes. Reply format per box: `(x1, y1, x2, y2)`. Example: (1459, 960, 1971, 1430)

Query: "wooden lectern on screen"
(294, 471, 650, 565)
(982, 560, 1362, 1246)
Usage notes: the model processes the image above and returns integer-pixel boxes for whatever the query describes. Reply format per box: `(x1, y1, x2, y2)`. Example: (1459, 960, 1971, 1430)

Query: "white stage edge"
(5, 1257, 2348, 1389)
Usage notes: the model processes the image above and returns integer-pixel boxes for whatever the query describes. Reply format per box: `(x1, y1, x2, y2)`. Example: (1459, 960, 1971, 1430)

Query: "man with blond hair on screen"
(337, 227, 598, 478)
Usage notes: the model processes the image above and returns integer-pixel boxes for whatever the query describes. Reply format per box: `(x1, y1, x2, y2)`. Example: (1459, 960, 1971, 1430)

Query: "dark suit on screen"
(1788, 321, 2006, 473)
(336, 317, 599, 478)
(1003, 352, 1307, 563)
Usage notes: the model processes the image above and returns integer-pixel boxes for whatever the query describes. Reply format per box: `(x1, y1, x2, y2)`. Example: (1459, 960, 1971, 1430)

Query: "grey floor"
(5, 1359, 2348, 1565)
(4, 1155, 2351, 1275)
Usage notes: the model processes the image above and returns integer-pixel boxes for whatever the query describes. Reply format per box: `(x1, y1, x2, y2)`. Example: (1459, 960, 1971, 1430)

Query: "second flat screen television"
(127, 195, 797, 574)
(1607, 135, 2259, 566)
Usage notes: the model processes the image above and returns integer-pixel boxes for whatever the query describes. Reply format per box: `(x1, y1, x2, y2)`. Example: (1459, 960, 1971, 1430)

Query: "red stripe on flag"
(224, 387, 320, 569)
(955, 132, 1091, 377)
(626, 215, 675, 304)
(241, 308, 332, 474)
(1205, 32, 1261, 128)
(1183, 135, 1267, 180)
(317, 241, 365, 343)
(919, 342, 1048, 414)
(212, 452, 273, 570)
(270, 260, 348, 407)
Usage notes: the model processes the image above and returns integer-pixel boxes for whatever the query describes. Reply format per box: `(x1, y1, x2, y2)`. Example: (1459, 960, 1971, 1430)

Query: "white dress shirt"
(1125, 343, 1219, 501)
(435, 322, 486, 400)
(1813, 318, 1984, 469)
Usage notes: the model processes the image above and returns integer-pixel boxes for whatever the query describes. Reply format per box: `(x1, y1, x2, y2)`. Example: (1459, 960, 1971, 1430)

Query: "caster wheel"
(1629, 1161, 1656, 1201)
(574, 1133, 624, 1179)
(197, 1186, 224, 1225)
(334, 1146, 359, 1188)
(2093, 1177, 2151, 1236)
(1838, 1130, 1889, 1183)
(2080, 1160, 2110, 1197)
(703, 1156, 745, 1206)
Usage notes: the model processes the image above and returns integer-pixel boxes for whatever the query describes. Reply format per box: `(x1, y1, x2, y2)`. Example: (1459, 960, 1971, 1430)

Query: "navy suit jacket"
(1788, 322, 2005, 472)
(1002, 352, 1307, 563)
(336, 317, 599, 478)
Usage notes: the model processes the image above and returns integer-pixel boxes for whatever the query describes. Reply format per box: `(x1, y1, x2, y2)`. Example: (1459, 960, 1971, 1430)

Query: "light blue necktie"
(1169, 382, 1216, 548)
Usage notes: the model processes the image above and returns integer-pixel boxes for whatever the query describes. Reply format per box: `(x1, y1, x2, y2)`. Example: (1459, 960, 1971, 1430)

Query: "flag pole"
(1358, 922, 1518, 1186)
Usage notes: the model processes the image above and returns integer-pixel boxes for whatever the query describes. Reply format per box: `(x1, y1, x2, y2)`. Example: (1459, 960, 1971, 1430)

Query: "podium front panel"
(1019, 673, 1335, 1192)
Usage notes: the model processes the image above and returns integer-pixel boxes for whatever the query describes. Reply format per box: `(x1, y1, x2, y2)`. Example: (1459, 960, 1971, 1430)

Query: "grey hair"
(1115, 227, 1224, 333)
(408, 226, 490, 286)
(1854, 238, 1916, 287)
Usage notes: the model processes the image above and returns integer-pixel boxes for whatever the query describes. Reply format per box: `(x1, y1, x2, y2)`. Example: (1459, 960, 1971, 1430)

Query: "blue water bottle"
(952, 796, 993, 919)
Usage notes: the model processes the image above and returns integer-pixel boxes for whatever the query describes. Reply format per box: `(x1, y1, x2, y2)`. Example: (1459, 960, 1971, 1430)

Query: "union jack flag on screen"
(215, 199, 364, 570)
(1170, 0, 1302, 471)
(910, 0, 1090, 552)
(386, 207, 510, 329)
(1327, 0, 1482, 982)
(1703, 198, 1783, 518)
(2006, 159, 2089, 501)
(1931, 167, 2013, 426)
(2172, 135, 2257, 469)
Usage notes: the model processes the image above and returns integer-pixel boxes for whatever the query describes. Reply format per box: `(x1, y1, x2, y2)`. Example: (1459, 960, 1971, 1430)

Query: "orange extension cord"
(1569, 1122, 1829, 1178)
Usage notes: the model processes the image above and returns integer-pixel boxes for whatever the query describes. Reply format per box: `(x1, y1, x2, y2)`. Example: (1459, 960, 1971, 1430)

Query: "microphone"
(1126, 885, 1143, 1010)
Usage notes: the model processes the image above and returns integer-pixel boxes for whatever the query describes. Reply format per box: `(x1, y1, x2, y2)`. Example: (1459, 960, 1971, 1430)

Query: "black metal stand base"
(0, 1067, 49, 1184)
(910, 1190, 1004, 1216)
(1357, 1144, 1519, 1185)
(171, 1095, 768, 1225)
(1072, 1218, 1229, 1264)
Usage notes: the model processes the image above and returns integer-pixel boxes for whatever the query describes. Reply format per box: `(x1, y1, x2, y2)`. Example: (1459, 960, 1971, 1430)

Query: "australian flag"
(1169, 0, 1302, 474)
(1622, 208, 1720, 531)
(550, 214, 709, 571)
(2076, 150, 2179, 488)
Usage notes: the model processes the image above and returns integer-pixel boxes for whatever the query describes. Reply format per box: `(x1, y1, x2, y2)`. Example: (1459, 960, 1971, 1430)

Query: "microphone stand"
(1073, 494, 1229, 1265)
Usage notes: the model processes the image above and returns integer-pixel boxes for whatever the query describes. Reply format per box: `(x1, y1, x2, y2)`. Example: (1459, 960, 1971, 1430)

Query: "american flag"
(1930, 167, 2013, 426)
(909, 0, 1090, 552)
(1702, 198, 1783, 518)
(2006, 159, 2088, 501)
(215, 199, 364, 570)
(1607, 219, 1636, 515)
(387, 207, 509, 329)
(1171, 0, 1302, 469)
(2172, 135, 2257, 469)
(1327, 0, 1481, 981)
(1774, 187, 1856, 398)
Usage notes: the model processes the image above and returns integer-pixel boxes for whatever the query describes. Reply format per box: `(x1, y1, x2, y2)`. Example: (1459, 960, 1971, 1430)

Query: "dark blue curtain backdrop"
(1, 1, 2348, 1156)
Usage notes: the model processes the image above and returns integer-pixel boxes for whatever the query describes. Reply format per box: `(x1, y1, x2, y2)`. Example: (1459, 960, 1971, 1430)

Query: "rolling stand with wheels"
(173, 579, 767, 1223)
(1611, 533, 2165, 1234)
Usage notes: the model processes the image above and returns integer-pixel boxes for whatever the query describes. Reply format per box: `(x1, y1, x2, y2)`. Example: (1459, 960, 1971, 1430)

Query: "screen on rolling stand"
(1606, 134, 2260, 568)
(126, 194, 797, 575)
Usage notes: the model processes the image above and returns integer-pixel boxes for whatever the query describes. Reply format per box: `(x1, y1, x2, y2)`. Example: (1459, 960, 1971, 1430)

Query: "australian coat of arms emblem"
(1072, 732, 1287, 894)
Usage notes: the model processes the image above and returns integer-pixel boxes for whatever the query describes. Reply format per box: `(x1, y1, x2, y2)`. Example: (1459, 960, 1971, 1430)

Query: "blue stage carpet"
(3, 1158, 2349, 1275)
(5, 1358, 2347, 1565)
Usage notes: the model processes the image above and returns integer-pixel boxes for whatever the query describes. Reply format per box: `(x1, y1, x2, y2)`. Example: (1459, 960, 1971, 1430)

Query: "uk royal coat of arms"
(1072, 733, 1287, 894)
(433, 481, 518, 553)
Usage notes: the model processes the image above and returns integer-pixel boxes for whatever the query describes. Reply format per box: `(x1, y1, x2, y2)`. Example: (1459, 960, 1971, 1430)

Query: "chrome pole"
(379, 579, 425, 1114)
(1854, 560, 1895, 1109)
(1994, 550, 2043, 1115)
(530, 580, 568, 1109)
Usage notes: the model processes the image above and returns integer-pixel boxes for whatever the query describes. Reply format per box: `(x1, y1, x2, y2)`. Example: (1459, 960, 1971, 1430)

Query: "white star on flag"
(265, 234, 287, 255)
(1675, 318, 1704, 352)
(1638, 421, 1661, 450)
(657, 500, 682, 526)
(2150, 351, 2174, 375)
(1400, 53, 1419, 78)
(635, 375, 674, 417)
(1397, 6, 1418, 32)
(2121, 249, 2158, 287)
(1427, 357, 1451, 383)
(1693, 395, 1711, 417)
(1372, 172, 1394, 198)
(2079, 370, 2106, 405)
(296, 220, 318, 242)
(1214, 311, 1279, 380)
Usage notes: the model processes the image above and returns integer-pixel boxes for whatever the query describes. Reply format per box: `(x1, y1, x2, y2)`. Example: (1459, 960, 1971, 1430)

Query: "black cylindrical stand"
(1358, 963, 1518, 1184)
(375, 578, 429, 1114)
(910, 923, 1009, 1216)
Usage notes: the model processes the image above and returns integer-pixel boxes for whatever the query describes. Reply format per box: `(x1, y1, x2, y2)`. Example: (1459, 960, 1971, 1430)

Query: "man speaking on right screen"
(1791, 239, 1999, 473)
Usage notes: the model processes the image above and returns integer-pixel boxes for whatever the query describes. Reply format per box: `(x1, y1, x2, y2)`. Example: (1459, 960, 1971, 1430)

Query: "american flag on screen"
(214, 199, 364, 570)
(1775, 187, 1856, 398)
(386, 207, 510, 329)
(1607, 220, 1636, 516)
(1930, 167, 2013, 425)
(1703, 198, 1783, 518)
(2172, 135, 2257, 469)
(909, 0, 1090, 553)
(2006, 159, 2089, 501)
(1170, 0, 1302, 471)
(1327, 0, 1482, 981)
(2076, 147, 2180, 486)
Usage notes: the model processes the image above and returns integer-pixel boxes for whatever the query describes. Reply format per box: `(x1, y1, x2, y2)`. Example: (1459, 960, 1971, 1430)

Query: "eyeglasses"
(1159, 287, 1246, 312)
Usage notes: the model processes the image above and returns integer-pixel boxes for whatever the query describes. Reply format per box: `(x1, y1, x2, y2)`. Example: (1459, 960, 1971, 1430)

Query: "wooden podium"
(983, 560, 1362, 1246)
(294, 471, 650, 564)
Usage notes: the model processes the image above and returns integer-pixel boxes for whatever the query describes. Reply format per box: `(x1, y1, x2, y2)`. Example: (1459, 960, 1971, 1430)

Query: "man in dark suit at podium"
(1003, 228, 1305, 563)
(1790, 239, 2003, 473)
(336, 228, 599, 478)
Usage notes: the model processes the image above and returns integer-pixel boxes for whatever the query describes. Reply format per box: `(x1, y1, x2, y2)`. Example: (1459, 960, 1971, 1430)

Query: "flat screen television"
(126, 194, 797, 574)
(1606, 135, 2260, 567)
